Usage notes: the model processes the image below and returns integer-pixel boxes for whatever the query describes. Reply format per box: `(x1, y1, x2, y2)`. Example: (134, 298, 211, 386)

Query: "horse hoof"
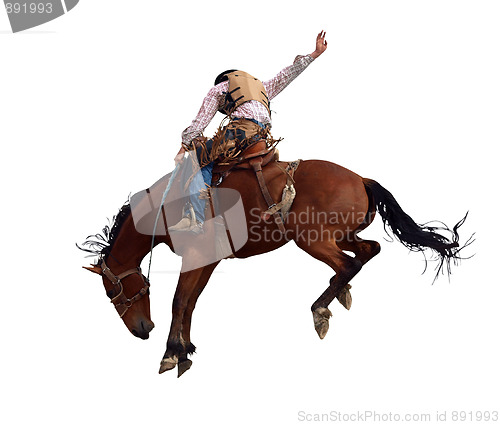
(158, 355, 178, 374)
(313, 307, 332, 339)
(337, 284, 352, 310)
(177, 359, 193, 378)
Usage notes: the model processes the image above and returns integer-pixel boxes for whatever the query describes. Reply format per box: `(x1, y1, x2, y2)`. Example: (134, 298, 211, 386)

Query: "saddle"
(212, 140, 275, 175)
(212, 140, 299, 234)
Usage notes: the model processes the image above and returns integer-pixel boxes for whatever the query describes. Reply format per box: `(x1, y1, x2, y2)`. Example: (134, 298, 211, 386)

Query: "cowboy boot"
(168, 217, 192, 232)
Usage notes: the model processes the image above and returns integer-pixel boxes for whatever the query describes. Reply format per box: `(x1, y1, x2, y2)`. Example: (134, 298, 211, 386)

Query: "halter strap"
(101, 259, 150, 318)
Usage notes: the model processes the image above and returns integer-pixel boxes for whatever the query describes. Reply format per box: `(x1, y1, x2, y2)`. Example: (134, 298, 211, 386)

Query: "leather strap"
(262, 160, 300, 217)
(101, 259, 150, 318)
(249, 157, 286, 234)
(263, 198, 288, 217)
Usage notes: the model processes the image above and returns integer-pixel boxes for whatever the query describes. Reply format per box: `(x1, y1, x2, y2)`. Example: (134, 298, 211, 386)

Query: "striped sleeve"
(263, 54, 315, 101)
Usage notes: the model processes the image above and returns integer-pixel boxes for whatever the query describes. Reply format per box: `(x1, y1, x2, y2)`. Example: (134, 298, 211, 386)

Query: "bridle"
(100, 258, 150, 318)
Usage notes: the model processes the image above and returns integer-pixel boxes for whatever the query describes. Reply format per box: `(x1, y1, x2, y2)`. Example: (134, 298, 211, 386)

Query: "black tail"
(363, 178, 472, 280)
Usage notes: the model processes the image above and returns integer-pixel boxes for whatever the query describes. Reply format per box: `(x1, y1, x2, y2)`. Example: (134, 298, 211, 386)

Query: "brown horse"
(80, 159, 468, 377)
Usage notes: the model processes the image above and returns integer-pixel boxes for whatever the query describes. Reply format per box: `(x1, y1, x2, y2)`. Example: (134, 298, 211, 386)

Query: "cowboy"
(169, 31, 328, 233)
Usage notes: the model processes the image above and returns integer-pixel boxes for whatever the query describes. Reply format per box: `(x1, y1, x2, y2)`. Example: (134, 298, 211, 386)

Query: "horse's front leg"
(159, 267, 205, 374)
(159, 262, 219, 375)
(175, 261, 219, 377)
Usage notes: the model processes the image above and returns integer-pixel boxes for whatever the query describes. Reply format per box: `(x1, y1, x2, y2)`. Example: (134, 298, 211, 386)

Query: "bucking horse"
(79, 142, 470, 377)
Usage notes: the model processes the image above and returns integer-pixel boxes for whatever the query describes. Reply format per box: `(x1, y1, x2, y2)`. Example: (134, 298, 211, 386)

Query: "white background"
(1, 1, 498, 424)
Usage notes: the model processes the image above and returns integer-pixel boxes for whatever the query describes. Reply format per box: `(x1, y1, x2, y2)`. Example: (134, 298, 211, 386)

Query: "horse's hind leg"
(336, 238, 381, 308)
(296, 238, 363, 339)
(338, 236, 381, 265)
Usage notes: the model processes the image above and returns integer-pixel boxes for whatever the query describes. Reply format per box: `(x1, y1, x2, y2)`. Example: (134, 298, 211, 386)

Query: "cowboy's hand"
(174, 146, 186, 165)
(311, 30, 327, 59)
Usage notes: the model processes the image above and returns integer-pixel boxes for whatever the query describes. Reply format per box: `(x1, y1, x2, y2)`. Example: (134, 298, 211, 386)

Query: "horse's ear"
(83, 264, 103, 275)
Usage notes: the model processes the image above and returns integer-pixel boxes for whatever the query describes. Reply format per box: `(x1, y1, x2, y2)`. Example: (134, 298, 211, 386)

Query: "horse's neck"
(107, 213, 160, 270)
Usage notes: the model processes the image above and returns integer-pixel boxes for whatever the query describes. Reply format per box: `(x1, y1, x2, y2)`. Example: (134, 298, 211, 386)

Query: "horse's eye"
(106, 289, 114, 298)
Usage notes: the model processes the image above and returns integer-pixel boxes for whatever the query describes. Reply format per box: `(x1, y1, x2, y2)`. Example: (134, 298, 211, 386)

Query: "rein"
(100, 258, 150, 318)
(146, 162, 181, 281)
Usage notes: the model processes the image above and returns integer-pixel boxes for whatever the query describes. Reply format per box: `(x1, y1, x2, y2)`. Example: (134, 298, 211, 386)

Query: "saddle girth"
(249, 157, 287, 234)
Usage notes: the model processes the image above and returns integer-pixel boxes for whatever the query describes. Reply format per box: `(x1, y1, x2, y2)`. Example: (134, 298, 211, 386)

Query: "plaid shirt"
(182, 54, 315, 146)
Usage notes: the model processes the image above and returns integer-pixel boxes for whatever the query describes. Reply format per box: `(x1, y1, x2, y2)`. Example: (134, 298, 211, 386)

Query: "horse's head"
(84, 260, 155, 340)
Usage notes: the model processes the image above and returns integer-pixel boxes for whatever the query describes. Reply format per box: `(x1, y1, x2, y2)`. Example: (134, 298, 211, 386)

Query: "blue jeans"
(189, 118, 267, 223)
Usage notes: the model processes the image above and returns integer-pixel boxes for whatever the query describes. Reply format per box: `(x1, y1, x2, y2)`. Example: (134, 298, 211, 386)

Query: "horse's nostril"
(141, 320, 154, 333)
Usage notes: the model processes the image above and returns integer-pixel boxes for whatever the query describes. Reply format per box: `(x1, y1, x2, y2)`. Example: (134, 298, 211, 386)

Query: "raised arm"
(264, 30, 328, 100)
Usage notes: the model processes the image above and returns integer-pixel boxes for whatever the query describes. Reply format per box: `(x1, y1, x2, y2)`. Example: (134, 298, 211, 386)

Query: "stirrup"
(169, 204, 204, 234)
(168, 204, 197, 232)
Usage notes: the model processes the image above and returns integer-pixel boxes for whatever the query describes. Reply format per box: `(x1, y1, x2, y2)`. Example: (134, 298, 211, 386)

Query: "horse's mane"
(77, 202, 132, 262)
